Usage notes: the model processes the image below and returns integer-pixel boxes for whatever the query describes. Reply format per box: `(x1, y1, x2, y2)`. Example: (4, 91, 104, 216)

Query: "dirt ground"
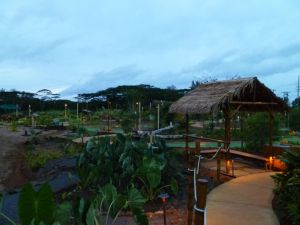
(0, 125, 34, 191)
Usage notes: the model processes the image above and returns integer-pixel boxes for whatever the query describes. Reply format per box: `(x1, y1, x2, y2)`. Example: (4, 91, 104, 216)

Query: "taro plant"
(135, 157, 178, 201)
(74, 184, 148, 225)
(77, 134, 145, 190)
(18, 183, 72, 225)
(272, 149, 300, 225)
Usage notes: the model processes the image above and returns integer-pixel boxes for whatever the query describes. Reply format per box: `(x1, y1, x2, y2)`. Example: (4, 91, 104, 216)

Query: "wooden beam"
(230, 101, 278, 105)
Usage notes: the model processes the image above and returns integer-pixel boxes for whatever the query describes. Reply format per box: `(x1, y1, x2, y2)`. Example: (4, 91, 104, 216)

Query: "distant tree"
(190, 77, 218, 89)
(166, 85, 176, 90)
(290, 106, 300, 131)
(292, 97, 300, 107)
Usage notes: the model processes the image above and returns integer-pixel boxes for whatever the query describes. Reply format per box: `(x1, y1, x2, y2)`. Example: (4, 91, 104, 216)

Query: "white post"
(76, 102, 79, 120)
(28, 105, 31, 117)
(64, 104, 67, 119)
(157, 104, 160, 129)
(138, 102, 141, 130)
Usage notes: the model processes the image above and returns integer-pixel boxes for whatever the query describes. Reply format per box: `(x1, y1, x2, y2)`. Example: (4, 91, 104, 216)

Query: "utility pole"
(297, 76, 300, 98)
(283, 92, 290, 129)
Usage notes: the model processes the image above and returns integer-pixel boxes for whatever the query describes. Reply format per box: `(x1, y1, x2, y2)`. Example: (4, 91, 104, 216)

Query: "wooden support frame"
(230, 101, 278, 106)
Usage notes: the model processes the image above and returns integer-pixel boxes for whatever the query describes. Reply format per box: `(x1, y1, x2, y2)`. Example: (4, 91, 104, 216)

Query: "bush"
(26, 150, 63, 170)
(290, 106, 300, 131)
(243, 113, 280, 153)
(272, 149, 300, 225)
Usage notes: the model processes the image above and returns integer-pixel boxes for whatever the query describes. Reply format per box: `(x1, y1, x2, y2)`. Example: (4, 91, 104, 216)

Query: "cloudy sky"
(0, 0, 300, 100)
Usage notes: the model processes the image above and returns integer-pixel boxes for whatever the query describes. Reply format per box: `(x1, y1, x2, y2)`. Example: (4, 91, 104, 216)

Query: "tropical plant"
(290, 106, 300, 131)
(135, 157, 178, 201)
(25, 150, 63, 170)
(10, 121, 18, 132)
(74, 184, 148, 225)
(18, 183, 72, 225)
(77, 134, 145, 190)
(272, 149, 300, 225)
(243, 112, 280, 152)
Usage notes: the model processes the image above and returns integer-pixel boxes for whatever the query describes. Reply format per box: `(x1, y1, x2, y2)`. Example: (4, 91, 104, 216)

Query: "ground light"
(158, 193, 169, 225)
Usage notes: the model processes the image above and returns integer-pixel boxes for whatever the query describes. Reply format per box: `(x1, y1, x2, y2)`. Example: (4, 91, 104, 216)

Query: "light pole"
(64, 103, 68, 119)
(157, 104, 160, 129)
(76, 102, 79, 121)
(137, 101, 141, 130)
(15, 104, 18, 117)
(28, 104, 31, 117)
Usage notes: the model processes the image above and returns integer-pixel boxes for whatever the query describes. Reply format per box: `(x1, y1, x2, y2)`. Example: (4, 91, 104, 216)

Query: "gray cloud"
(62, 65, 144, 95)
(0, 0, 300, 101)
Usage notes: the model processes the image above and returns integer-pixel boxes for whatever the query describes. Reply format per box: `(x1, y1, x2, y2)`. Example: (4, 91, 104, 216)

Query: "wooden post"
(269, 112, 274, 156)
(217, 142, 221, 182)
(185, 114, 189, 159)
(195, 140, 201, 155)
(217, 154, 221, 182)
(194, 179, 208, 225)
(224, 109, 231, 174)
(187, 169, 194, 225)
(240, 112, 244, 149)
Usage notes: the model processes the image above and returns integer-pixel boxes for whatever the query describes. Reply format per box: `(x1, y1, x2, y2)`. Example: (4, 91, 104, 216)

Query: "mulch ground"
(117, 166, 232, 225)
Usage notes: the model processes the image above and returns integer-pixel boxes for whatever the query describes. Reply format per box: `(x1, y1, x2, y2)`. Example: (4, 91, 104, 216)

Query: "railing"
(185, 135, 232, 225)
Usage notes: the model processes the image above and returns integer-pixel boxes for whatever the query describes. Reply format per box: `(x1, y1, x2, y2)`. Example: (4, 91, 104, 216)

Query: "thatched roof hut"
(169, 77, 288, 114)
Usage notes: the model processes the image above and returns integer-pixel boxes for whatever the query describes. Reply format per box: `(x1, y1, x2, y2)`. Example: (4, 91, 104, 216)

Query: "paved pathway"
(206, 172, 279, 225)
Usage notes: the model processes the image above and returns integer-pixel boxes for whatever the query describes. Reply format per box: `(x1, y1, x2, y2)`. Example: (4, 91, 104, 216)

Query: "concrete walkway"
(206, 172, 279, 225)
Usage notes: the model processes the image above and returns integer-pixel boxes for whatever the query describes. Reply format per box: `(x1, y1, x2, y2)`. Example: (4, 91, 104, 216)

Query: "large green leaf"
(128, 188, 146, 210)
(132, 208, 148, 225)
(18, 183, 37, 225)
(99, 184, 118, 209)
(36, 183, 55, 225)
(170, 178, 178, 195)
(146, 166, 161, 188)
(18, 183, 55, 225)
(53, 202, 72, 225)
(86, 204, 96, 225)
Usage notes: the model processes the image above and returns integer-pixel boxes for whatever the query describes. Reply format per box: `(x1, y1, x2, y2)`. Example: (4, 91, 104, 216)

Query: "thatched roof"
(169, 77, 288, 114)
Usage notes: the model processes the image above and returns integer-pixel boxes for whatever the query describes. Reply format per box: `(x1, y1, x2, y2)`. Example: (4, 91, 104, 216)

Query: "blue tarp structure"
(0, 104, 18, 112)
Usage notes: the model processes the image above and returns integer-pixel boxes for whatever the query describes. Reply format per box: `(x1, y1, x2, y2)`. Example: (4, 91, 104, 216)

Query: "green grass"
(166, 140, 242, 148)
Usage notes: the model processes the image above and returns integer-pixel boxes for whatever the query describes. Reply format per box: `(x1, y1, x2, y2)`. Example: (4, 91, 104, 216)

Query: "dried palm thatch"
(169, 77, 288, 114)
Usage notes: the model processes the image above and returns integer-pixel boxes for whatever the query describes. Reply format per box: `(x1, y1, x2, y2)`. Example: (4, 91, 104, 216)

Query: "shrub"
(272, 149, 300, 225)
(26, 150, 63, 170)
(243, 113, 280, 153)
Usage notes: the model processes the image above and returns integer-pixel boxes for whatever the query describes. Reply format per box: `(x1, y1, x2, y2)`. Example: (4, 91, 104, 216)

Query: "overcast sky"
(1, 0, 300, 101)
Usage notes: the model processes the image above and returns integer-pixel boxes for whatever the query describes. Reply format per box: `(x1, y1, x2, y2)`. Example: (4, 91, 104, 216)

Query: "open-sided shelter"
(169, 77, 289, 149)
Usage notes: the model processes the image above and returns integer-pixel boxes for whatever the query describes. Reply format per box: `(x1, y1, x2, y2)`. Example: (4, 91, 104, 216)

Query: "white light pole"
(64, 103, 68, 119)
(138, 102, 141, 130)
(76, 102, 79, 121)
(28, 104, 31, 117)
(157, 104, 160, 129)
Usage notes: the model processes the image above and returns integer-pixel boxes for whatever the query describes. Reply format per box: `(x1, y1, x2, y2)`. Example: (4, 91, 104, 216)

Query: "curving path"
(206, 172, 279, 225)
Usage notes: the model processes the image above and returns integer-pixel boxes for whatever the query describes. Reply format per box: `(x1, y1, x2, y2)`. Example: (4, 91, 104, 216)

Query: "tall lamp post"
(16, 104, 18, 117)
(28, 104, 31, 117)
(157, 103, 160, 129)
(76, 101, 79, 121)
(64, 103, 68, 119)
(136, 101, 141, 130)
